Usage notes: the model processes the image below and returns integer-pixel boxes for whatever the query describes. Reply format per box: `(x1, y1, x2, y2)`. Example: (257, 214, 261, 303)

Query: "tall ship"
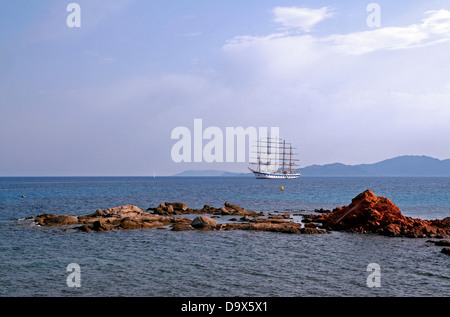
(248, 137, 301, 179)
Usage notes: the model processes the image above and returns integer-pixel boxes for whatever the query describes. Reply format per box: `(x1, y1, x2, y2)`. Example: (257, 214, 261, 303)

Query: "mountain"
(174, 170, 229, 177)
(173, 156, 450, 177)
(173, 170, 252, 177)
(300, 155, 450, 177)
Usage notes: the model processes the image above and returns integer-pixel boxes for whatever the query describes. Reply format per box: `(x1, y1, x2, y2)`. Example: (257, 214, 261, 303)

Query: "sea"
(0, 176, 449, 297)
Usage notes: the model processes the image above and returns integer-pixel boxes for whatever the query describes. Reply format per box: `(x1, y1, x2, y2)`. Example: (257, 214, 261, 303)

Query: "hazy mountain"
(300, 155, 450, 176)
(174, 156, 450, 177)
(174, 170, 252, 177)
(174, 170, 230, 177)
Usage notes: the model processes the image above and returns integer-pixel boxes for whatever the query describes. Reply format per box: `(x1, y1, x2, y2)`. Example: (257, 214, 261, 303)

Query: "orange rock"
(319, 190, 449, 238)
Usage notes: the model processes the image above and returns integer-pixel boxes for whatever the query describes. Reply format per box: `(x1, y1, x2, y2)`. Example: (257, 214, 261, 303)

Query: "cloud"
(273, 7, 333, 32)
(220, 8, 450, 165)
(227, 9, 450, 57)
(326, 9, 450, 55)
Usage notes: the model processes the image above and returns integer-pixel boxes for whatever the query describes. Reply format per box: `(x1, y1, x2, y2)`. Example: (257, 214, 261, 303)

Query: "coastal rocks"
(149, 202, 262, 217)
(220, 217, 328, 235)
(315, 190, 450, 238)
(30, 205, 187, 232)
(28, 203, 330, 235)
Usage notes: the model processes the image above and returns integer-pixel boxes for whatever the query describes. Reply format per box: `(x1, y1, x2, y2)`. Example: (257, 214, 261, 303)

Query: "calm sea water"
(0, 177, 449, 297)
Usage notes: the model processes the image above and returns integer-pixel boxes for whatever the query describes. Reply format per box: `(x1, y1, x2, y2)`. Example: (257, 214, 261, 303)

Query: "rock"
(314, 208, 331, 213)
(191, 216, 217, 230)
(381, 223, 401, 237)
(221, 222, 301, 234)
(268, 214, 291, 219)
(220, 207, 230, 215)
(91, 205, 144, 217)
(240, 215, 250, 221)
(300, 227, 327, 234)
(118, 218, 143, 230)
(317, 190, 450, 238)
(92, 220, 111, 232)
(34, 214, 78, 227)
(217, 217, 330, 235)
(149, 202, 260, 217)
(166, 202, 189, 211)
(224, 202, 245, 211)
(441, 248, 450, 255)
(171, 223, 193, 231)
(430, 240, 450, 246)
(78, 225, 92, 232)
(171, 218, 193, 231)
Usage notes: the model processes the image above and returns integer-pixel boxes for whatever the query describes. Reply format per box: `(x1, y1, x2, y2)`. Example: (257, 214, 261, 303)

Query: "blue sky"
(2, 0, 450, 176)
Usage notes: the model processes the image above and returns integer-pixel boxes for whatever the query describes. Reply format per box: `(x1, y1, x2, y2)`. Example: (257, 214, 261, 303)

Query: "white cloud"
(228, 9, 450, 57)
(273, 7, 333, 32)
(326, 9, 450, 55)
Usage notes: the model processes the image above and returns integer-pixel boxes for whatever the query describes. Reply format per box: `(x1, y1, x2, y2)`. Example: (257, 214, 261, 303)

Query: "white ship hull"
(249, 168, 301, 179)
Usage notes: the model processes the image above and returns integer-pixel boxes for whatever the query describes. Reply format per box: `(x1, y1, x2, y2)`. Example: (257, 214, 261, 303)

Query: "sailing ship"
(248, 137, 301, 179)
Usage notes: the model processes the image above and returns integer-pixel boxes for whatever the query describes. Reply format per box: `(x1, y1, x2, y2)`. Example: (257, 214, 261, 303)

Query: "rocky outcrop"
(32, 205, 187, 232)
(313, 190, 450, 238)
(220, 216, 328, 234)
(149, 202, 262, 217)
(29, 203, 329, 235)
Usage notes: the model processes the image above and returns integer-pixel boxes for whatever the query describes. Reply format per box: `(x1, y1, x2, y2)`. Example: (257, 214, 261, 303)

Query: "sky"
(1, 0, 450, 176)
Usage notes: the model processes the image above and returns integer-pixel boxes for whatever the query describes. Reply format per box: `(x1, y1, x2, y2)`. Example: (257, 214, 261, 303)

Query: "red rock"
(319, 190, 449, 238)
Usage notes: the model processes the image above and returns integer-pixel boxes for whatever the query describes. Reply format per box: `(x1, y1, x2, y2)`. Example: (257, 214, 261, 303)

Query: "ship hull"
(249, 168, 300, 179)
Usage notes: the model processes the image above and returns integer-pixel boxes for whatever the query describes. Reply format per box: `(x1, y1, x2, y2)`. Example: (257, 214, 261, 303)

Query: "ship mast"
(258, 137, 261, 173)
(289, 145, 293, 172)
(250, 137, 300, 174)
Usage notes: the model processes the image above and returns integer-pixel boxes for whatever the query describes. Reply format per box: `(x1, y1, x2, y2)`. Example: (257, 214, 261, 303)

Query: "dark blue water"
(0, 177, 449, 297)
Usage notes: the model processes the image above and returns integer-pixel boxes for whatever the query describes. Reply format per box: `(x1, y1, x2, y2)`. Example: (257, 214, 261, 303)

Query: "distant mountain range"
(300, 155, 450, 176)
(174, 170, 250, 177)
(173, 155, 450, 177)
